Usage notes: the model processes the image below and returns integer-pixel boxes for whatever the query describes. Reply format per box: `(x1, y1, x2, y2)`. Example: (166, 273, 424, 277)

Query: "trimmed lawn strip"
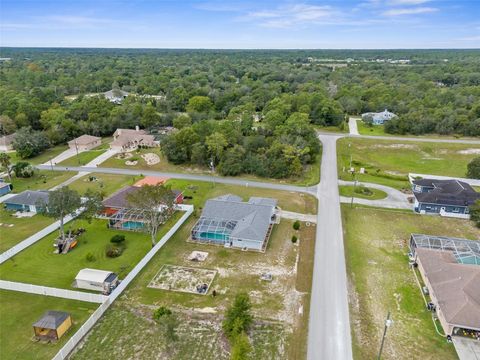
(339, 185, 388, 200)
(68, 173, 143, 197)
(165, 179, 317, 214)
(0, 290, 97, 360)
(9, 144, 69, 165)
(0, 208, 54, 253)
(337, 138, 480, 189)
(342, 205, 480, 360)
(58, 150, 107, 167)
(100, 147, 321, 186)
(9, 170, 76, 193)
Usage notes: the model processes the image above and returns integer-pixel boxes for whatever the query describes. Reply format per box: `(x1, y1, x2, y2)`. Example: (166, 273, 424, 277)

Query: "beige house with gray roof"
(68, 134, 101, 151)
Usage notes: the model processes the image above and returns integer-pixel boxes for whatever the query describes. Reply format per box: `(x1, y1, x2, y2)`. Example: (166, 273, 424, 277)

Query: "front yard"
(67, 173, 142, 197)
(337, 138, 480, 189)
(9, 170, 75, 193)
(58, 150, 107, 167)
(339, 185, 387, 200)
(0, 290, 97, 360)
(342, 205, 480, 359)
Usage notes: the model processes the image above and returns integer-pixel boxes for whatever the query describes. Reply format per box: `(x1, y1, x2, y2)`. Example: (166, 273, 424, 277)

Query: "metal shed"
(74, 268, 119, 294)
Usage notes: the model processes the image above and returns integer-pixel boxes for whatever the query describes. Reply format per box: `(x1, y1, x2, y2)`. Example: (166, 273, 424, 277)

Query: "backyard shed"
(74, 268, 119, 294)
(33, 311, 72, 341)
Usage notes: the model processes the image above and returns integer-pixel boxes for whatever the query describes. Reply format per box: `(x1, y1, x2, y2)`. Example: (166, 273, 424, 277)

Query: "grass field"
(0, 218, 159, 289)
(58, 150, 107, 167)
(0, 208, 54, 253)
(68, 173, 142, 197)
(8, 144, 69, 166)
(342, 206, 480, 360)
(337, 138, 480, 189)
(339, 185, 388, 200)
(72, 216, 316, 359)
(165, 179, 317, 214)
(0, 290, 97, 360)
(101, 147, 321, 186)
(9, 170, 76, 193)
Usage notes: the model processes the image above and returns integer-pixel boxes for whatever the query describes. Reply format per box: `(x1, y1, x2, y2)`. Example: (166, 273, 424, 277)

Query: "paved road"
(36, 165, 318, 195)
(308, 134, 352, 360)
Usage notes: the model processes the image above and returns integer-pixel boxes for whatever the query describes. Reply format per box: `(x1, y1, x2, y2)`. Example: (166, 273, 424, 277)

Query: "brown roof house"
(110, 126, 156, 152)
(68, 135, 102, 152)
(410, 234, 480, 337)
(0, 133, 16, 152)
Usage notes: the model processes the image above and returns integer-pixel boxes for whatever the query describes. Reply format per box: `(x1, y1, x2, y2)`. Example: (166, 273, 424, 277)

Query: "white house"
(361, 109, 397, 125)
(74, 268, 119, 294)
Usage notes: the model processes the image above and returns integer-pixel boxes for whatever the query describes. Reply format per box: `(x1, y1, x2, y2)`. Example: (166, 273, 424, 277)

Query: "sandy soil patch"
(371, 144, 418, 150)
(458, 148, 480, 155)
(141, 152, 160, 165)
(125, 160, 138, 166)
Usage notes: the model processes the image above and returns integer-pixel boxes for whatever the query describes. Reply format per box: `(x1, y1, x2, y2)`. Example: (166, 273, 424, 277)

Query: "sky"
(1, 0, 479, 49)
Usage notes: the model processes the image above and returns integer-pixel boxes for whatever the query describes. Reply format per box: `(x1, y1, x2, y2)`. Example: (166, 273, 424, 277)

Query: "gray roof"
(5, 190, 49, 206)
(197, 195, 277, 242)
(33, 311, 70, 329)
(0, 133, 15, 147)
(413, 179, 480, 207)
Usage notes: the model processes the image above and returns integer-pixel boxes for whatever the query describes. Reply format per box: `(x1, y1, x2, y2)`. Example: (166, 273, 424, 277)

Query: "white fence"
(51, 205, 194, 360)
(0, 280, 107, 303)
(0, 209, 82, 265)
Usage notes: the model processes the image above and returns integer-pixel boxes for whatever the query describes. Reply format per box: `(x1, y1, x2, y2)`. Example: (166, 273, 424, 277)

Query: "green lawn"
(101, 147, 321, 186)
(337, 138, 480, 189)
(339, 185, 387, 200)
(72, 217, 316, 359)
(58, 150, 107, 167)
(342, 206, 480, 360)
(9, 144, 69, 165)
(9, 170, 76, 192)
(0, 218, 156, 289)
(0, 290, 97, 360)
(165, 179, 317, 214)
(68, 173, 142, 197)
(0, 208, 54, 253)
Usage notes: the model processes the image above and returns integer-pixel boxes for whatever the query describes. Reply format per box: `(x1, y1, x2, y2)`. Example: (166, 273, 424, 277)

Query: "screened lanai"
(410, 233, 480, 265)
(191, 217, 238, 243)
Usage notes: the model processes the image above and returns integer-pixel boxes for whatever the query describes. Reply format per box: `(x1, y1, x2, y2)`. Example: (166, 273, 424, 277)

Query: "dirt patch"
(458, 148, 480, 155)
(125, 160, 138, 166)
(371, 144, 418, 150)
(141, 152, 160, 165)
(148, 265, 217, 295)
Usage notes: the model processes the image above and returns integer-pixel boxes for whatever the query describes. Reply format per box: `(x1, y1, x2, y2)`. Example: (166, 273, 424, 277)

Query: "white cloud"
(388, 0, 432, 4)
(382, 6, 438, 16)
(246, 4, 339, 28)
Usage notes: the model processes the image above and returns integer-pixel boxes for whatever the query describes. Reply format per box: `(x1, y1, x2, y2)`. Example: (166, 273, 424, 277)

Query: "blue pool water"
(122, 221, 145, 230)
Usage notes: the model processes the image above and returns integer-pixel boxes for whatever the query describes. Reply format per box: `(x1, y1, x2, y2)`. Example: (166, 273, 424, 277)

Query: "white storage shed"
(74, 268, 119, 294)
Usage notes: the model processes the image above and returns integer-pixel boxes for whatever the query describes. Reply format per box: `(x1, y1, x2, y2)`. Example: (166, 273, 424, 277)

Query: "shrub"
(105, 244, 124, 258)
(153, 306, 172, 320)
(222, 293, 253, 340)
(85, 252, 96, 262)
(291, 235, 298, 243)
(293, 221, 301, 230)
(467, 157, 480, 179)
(13, 162, 35, 178)
(110, 234, 126, 244)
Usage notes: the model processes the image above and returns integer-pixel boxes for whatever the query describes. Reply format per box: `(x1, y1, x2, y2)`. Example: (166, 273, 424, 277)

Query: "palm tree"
(0, 153, 12, 181)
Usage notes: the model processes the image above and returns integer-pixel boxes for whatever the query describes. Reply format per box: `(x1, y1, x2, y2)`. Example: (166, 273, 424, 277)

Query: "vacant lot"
(337, 138, 480, 189)
(165, 179, 317, 214)
(0, 217, 168, 289)
(9, 170, 75, 193)
(0, 290, 97, 360)
(58, 149, 107, 167)
(342, 206, 480, 360)
(68, 173, 142, 197)
(148, 265, 217, 294)
(101, 147, 321, 186)
(72, 216, 316, 359)
(0, 208, 54, 253)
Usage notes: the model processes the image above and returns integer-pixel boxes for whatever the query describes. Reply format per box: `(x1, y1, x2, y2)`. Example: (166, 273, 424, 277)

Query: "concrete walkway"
(308, 134, 352, 360)
(279, 210, 317, 223)
(453, 337, 480, 360)
(409, 173, 480, 187)
(348, 117, 359, 135)
(49, 149, 118, 190)
(41, 148, 77, 166)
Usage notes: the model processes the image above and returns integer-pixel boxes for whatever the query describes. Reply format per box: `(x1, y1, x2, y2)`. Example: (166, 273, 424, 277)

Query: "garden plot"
(148, 265, 217, 295)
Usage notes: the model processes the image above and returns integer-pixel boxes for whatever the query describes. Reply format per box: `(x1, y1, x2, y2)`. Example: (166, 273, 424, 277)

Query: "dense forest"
(0, 48, 479, 177)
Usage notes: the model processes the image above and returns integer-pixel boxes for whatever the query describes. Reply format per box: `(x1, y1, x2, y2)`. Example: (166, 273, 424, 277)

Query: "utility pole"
(350, 178, 357, 208)
(377, 311, 393, 360)
(210, 157, 215, 187)
(74, 140, 80, 165)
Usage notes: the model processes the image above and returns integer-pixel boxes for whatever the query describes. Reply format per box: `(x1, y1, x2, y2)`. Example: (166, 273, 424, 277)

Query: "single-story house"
(0, 133, 16, 152)
(412, 179, 480, 216)
(33, 311, 72, 341)
(191, 194, 278, 251)
(74, 268, 119, 294)
(409, 234, 480, 337)
(361, 109, 397, 125)
(3, 190, 49, 213)
(110, 127, 156, 151)
(101, 185, 183, 231)
(68, 134, 102, 151)
(103, 89, 129, 104)
(0, 180, 12, 196)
